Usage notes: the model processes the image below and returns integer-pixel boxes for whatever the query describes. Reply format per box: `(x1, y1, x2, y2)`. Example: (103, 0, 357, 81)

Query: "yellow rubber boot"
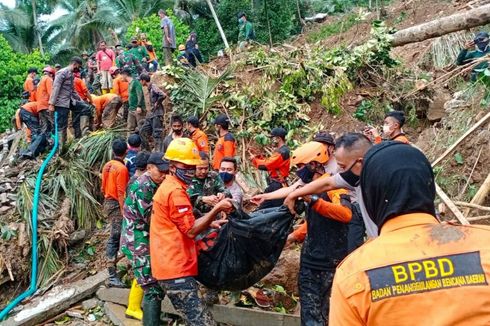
(125, 279, 144, 320)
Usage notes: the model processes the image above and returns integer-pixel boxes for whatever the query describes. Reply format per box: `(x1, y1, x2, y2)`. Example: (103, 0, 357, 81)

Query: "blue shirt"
(125, 149, 139, 177)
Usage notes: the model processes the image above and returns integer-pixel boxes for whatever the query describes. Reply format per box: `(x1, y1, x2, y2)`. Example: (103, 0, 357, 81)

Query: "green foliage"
(125, 12, 190, 56)
(193, 0, 301, 58)
(307, 13, 358, 43)
(0, 34, 48, 132)
(354, 100, 373, 121)
(454, 152, 464, 165)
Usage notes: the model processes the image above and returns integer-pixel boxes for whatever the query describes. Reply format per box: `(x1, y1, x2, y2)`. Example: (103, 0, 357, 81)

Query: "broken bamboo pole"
(464, 173, 490, 216)
(431, 111, 490, 167)
(391, 4, 490, 47)
(436, 183, 470, 225)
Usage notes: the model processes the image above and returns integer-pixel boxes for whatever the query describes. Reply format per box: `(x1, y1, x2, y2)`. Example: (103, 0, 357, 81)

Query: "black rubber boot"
(143, 298, 162, 326)
(106, 266, 126, 288)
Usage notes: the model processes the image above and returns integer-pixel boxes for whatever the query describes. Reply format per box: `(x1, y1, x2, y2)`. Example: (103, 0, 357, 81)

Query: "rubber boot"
(106, 266, 126, 288)
(125, 279, 144, 320)
(143, 297, 162, 326)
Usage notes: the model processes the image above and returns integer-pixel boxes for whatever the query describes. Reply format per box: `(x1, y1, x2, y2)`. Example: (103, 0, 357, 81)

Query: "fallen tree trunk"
(392, 4, 490, 47)
(464, 173, 490, 216)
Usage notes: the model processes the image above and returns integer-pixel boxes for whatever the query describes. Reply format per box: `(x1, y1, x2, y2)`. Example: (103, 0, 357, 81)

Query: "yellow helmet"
(164, 138, 201, 165)
(178, 44, 185, 51)
(291, 141, 329, 166)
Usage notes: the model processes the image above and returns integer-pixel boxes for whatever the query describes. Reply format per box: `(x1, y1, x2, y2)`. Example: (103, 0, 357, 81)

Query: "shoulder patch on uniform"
(366, 251, 487, 302)
(224, 133, 235, 142)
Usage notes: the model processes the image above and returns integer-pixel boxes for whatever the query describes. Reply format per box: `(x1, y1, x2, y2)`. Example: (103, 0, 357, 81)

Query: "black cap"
(148, 152, 169, 172)
(313, 131, 335, 145)
(237, 12, 246, 19)
(271, 127, 287, 138)
(28, 67, 38, 74)
(134, 152, 150, 170)
(121, 67, 132, 76)
(214, 114, 229, 127)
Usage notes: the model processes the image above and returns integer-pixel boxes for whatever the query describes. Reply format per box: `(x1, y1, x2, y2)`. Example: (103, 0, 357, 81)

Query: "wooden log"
(436, 184, 470, 225)
(431, 111, 490, 167)
(449, 215, 490, 223)
(464, 173, 490, 216)
(392, 4, 490, 47)
(455, 201, 490, 212)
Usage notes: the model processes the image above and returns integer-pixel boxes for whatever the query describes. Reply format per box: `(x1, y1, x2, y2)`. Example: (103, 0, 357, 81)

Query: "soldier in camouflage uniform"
(116, 44, 143, 77)
(187, 152, 230, 217)
(120, 152, 169, 324)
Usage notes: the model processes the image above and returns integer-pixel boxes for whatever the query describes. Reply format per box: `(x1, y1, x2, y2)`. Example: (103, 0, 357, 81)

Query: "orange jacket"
(112, 75, 129, 102)
(142, 41, 157, 61)
(24, 77, 36, 102)
(21, 102, 39, 116)
(291, 188, 351, 241)
(36, 76, 53, 111)
(101, 158, 129, 209)
(251, 145, 290, 182)
(150, 175, 198, 280)
(15, 109, 32, 142)
(92, 93, 119, 116)
(212, 132, 236, 170)
(191, 128, 209, 154)
(74, 77, 90, 102)
(374, 133, 410, 144)
(330, 213, 490, 326)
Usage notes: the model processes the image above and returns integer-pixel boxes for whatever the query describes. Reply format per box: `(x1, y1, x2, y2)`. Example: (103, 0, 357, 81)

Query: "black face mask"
(296, 164, 316, 183)
(173, 129, 183, 136)
(340, 160, 361, 187)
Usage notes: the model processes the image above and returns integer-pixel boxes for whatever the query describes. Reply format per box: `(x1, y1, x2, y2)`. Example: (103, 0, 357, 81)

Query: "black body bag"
(197, 205, 294, 291)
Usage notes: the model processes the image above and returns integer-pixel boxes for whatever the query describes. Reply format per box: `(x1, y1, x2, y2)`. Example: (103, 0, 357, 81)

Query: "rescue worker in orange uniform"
(150, 138, 233, 326)
(92, 93, 123, 129)
(101, 139, 129, 288)
(36, 66, 55, 137)
(111, 67, 130, 121)
(329, 142, 490, 326)
(186, 116, 209, 154)
(250, 127, 290, 209)
(286, 141, 351, 326)
(16, 102, 48, 159)
(212, 114, 236, 170)
(24, 67, 38, 102)
(74, 72, 93, 104)
(365, 111, 409, 144)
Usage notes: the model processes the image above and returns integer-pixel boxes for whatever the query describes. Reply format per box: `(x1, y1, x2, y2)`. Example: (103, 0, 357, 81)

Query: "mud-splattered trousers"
(159, 277, 216, 326)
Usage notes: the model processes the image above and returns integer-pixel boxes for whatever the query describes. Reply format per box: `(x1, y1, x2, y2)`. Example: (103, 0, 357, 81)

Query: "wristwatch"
(310, 194, 320, 205)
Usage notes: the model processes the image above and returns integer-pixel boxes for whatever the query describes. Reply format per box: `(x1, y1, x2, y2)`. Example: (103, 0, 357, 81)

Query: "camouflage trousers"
(159, 277, 216, 326)
(142, 282, 165, 301)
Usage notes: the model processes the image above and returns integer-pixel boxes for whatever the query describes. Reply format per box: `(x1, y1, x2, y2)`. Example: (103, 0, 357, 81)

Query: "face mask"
(296, 165, 315, 184)
(219, 172, 234, 184)
(175, 167, 195, 185)
(382, 124, 392, 136)
(339, 160, 361, 187)
(173, 129, 183, 136)
(238, 18, 244, 24)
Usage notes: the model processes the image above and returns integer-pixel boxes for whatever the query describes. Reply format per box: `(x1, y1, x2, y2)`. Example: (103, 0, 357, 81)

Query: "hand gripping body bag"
(197, 205, 295, 291)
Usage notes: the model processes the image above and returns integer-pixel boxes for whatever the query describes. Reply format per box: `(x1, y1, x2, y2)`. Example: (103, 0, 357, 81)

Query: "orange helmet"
(291, 141, 329, 166)
(43, 66, 55, 75)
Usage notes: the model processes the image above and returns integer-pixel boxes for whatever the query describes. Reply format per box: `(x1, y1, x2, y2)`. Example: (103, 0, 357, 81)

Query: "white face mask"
(382, 124, 392, 136)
